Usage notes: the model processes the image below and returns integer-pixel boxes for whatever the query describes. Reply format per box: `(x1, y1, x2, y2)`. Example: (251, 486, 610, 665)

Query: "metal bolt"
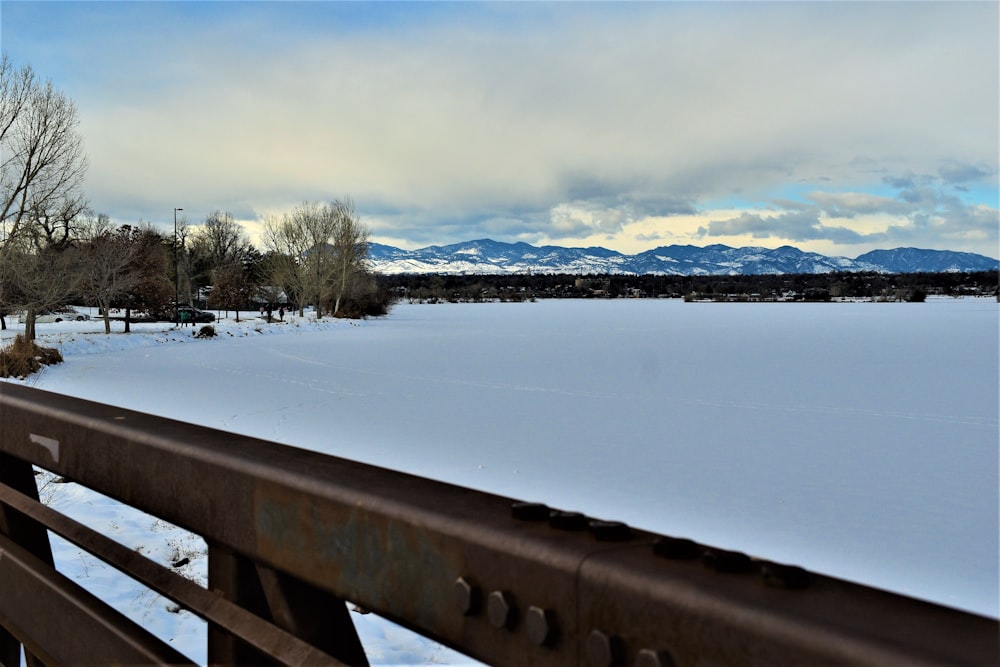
(487, 590, 514, 629)
(635, 648, 675, 667)
(702, 548, 754, 573)
(526, 606, 556, 646)
(511, 501, 550, 521)
(454, 577, 482, 615)
(587, 629, 624, 667)
(589, 520, 632, 542)
(760, 561, 811, 590)
(549, 510, 588, 531)
(652, 536, 701, 560)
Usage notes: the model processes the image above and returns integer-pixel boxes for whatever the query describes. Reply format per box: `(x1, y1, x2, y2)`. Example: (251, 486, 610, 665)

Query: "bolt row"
(453, 502, 811, 664)
(511, 501, 635, 542)
(511, 502, 811, 589)
(456, 574, 675, 666)
(587, 630, 675, 667)
(454, 577, 558, 647)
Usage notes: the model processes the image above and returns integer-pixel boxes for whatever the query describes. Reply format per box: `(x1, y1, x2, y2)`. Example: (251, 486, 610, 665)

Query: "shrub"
(0, 335, 63, 378)
(195, 325, 217, 338)
(334, 284, 398, 319)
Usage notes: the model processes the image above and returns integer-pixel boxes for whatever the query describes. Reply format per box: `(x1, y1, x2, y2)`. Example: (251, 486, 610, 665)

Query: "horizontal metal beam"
(1, 383, 996, 666)
(0, 481, 346, 667)
(0, 531, 194, 666)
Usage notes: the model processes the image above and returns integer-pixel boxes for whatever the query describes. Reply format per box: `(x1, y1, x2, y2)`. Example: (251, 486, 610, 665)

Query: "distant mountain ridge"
(368, 239, 999, 276)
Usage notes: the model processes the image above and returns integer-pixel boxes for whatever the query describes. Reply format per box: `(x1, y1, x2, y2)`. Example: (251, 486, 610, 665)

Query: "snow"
(2, 297, 998, 664)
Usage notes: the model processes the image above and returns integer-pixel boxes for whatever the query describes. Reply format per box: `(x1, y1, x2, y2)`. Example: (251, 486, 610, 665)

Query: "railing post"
(0, 453, 54, 667)
(1, 625, 22, 667)
(0, 454, 53, 567)
(208, 542, 368, 666)
(207, 542, 274, 665)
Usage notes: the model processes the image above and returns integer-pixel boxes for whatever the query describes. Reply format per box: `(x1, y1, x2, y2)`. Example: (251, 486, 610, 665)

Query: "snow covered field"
(2, 297, 998, 663)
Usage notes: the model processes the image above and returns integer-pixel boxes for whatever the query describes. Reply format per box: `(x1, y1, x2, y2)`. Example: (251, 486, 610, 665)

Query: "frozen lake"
(5, 297, 998, 662)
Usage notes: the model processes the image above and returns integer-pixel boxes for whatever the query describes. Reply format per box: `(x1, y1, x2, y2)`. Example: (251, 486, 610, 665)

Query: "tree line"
(1, 53, 389, 341)
(379, 270, 999, 303)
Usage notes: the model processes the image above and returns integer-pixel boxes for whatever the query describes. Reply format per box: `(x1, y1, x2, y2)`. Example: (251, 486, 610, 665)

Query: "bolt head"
(454, 577, 481, 615)
(652, 537, 701, 560)
(589, 520, 632, 542)
(549, 510, 588, 531)
(586, 629, 624, 667)
(526, 606, 556, 646)
(487, 590, 514, 629)
(703, 548, 753, 573)
(760, 561, 810, 590)
(511, 502, 550, 521)
(635, 648, 675, 667)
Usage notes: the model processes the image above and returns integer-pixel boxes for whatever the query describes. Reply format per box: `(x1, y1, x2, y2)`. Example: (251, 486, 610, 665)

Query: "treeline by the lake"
(378, 271, 999, 303)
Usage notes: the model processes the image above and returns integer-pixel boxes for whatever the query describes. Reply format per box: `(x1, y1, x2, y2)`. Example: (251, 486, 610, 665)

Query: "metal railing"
(0, 383, 996, 666)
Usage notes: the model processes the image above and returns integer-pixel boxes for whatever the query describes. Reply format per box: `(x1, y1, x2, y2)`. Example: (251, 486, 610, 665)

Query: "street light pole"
(174, 207, 183, 326)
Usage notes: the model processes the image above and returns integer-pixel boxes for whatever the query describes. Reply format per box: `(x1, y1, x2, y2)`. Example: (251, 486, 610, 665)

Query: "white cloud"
(6, 1, 998, 256)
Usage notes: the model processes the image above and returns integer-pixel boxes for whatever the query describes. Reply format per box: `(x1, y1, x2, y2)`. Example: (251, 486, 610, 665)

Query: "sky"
(2, 1, 998, 259)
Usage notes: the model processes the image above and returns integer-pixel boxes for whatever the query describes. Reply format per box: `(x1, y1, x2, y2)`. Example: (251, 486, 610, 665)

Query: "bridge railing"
(0, 383, 996, 666)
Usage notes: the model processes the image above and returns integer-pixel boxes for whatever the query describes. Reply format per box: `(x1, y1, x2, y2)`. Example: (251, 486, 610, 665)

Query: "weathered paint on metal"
(0, 481, 349, 666)
(0, 532, 195, 665)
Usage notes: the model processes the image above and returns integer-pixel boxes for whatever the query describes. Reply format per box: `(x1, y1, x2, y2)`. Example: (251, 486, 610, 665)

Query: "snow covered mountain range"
(368, 239, 999, 275)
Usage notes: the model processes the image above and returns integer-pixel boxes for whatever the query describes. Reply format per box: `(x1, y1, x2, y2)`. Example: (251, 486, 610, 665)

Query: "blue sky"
(3, 1, 998, 258)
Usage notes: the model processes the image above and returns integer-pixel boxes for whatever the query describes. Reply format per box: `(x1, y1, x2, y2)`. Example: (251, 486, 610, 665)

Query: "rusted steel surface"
(0, 532, 195, 665)
(206, 542, 363, 666)
(575, 541, 997, 666)
(0, 453, 52, 569)
(1, 383, 998, 666)
(0, 481, 347, 667)
(0, 450, 54, 667)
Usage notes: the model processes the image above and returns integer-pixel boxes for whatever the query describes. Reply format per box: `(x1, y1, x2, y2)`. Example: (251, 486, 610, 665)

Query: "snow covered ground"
(2, 297, 998, 664)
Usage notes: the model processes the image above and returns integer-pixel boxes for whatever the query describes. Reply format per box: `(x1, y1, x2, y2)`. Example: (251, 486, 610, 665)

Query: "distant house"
(575, 278, 611, 295)
(829, 282, 848, 298)
(255, 286, 289, 307)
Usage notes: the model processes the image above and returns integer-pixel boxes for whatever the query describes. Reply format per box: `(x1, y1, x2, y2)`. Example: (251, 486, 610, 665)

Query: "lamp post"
(174, 207, 183, 326)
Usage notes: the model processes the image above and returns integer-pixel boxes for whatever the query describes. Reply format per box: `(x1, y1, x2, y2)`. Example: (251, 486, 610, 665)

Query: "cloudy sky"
(3, 1, 998, 258)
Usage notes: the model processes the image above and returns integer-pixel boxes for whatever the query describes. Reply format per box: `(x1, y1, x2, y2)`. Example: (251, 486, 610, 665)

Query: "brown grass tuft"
(0, 335, 64, 378)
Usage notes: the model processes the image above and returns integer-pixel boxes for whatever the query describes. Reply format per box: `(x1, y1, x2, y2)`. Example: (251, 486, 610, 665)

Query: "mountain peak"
(368, 240, 999, 276)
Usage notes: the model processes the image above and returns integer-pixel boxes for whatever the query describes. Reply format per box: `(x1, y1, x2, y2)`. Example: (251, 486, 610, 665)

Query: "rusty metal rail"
(0, 383, 996, 666)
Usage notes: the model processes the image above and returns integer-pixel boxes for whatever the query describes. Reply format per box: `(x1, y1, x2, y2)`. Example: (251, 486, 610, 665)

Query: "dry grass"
(0, 335, 63, 378)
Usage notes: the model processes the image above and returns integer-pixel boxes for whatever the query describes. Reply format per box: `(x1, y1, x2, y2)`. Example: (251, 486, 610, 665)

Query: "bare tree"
(77, 217, 145, 333)
(122, 225, 172, 332)
(3, 233, 81, 340)
(190, 211, 248, 269)
(208, 261, 254, 321)
(173, 217, 194, 306)
(1, 53, 87, 249)
(0, 252, 11, 330)
(261, 209, 316, 317)
(76, 217, 171, 333)
(328, 197, 370, 317)
(295, 202, 339, 317)
(261, 216, 298, 314)
(190, 210, 254, 314)
(260, 200, 372, 318)
(0, 53, 88, 338)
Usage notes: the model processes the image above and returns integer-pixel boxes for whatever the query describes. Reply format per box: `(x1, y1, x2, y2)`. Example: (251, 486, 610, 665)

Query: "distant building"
(575, 278, 611, 294)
